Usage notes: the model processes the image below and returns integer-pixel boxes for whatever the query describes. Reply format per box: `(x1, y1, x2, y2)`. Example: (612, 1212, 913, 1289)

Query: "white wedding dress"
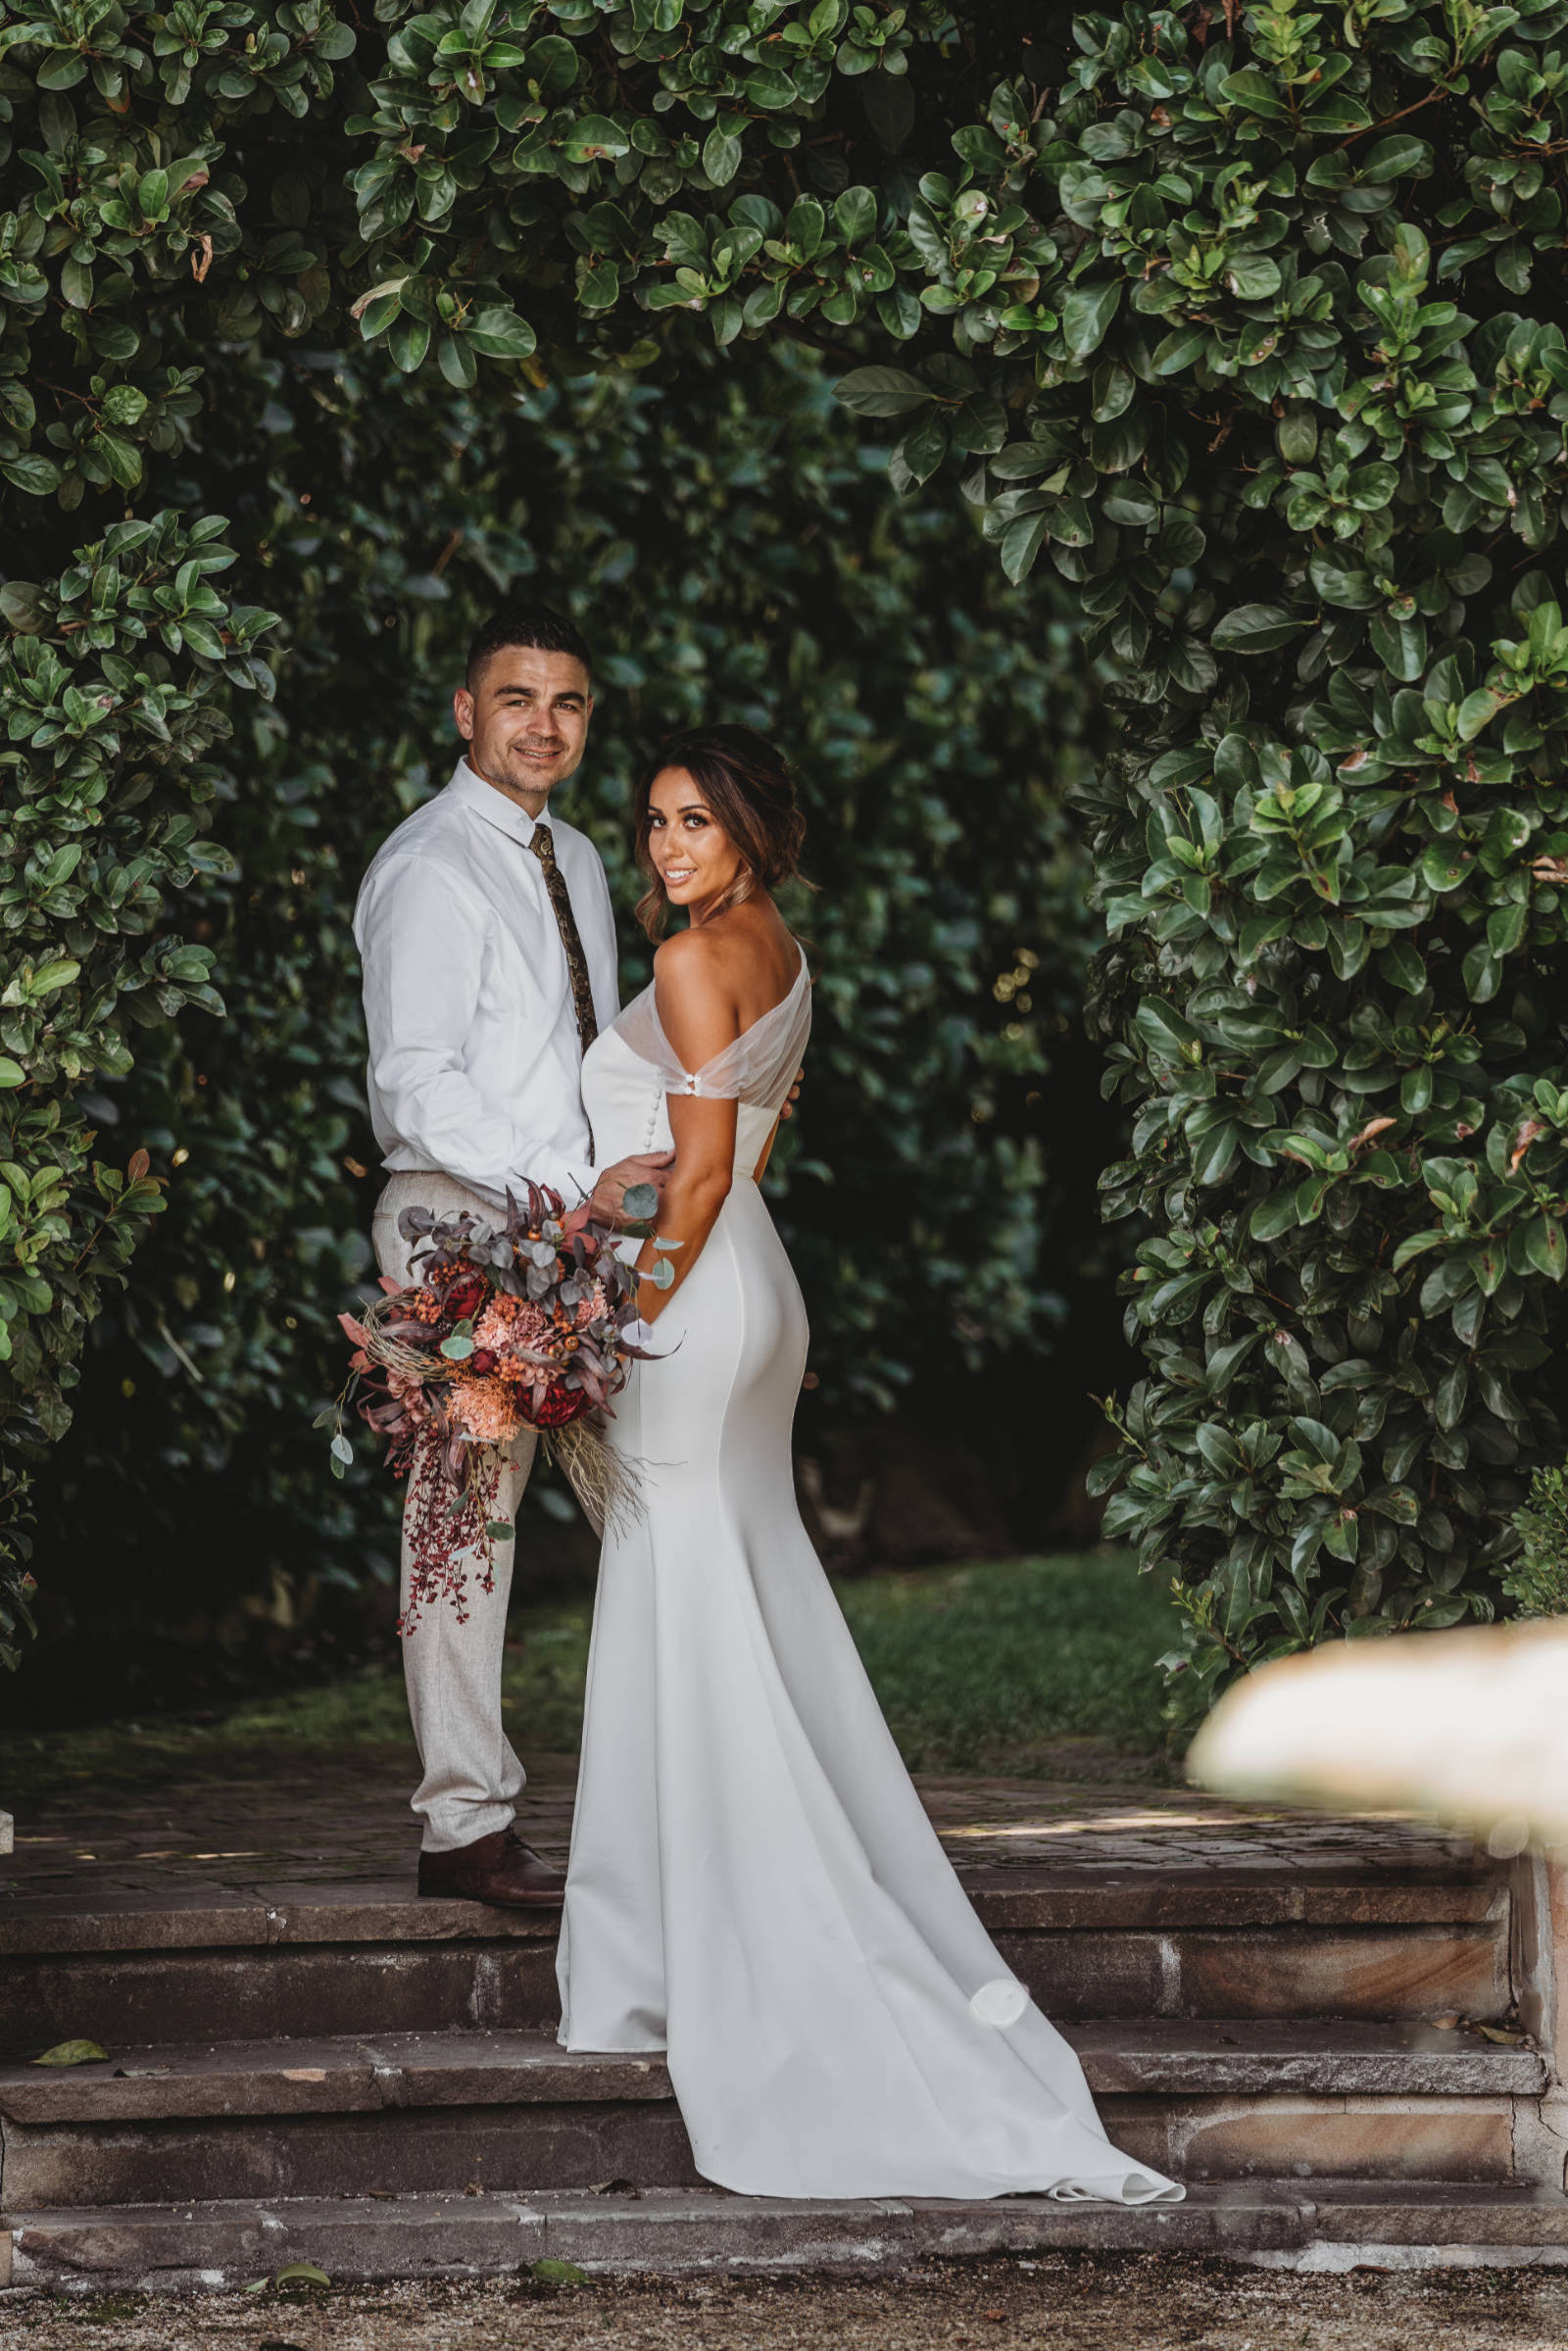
(559, 946, 1179, 2205)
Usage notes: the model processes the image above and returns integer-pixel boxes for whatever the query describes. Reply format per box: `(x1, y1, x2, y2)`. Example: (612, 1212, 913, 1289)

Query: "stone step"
(0, 1862, 1512, 2049)
(9, 2179, 1568, 2290)
(0, 2022, 1546, 2208)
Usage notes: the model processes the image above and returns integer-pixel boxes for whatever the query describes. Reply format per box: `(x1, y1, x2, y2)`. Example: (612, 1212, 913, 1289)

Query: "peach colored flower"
(450, 1375, 523, 1445)
(475, 1296, 549, 1351)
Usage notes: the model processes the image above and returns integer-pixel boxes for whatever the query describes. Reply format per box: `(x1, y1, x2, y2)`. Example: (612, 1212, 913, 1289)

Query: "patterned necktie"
(529, 820, 599, 1072)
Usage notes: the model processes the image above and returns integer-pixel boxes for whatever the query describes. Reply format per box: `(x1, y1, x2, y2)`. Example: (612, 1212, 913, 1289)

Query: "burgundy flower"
(442, 1270, 488, 1323)
(532, 1384, 583, 1430)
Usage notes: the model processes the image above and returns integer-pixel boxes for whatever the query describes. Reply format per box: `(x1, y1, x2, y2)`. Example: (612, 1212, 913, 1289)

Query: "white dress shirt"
(354, 759, 620, 1211)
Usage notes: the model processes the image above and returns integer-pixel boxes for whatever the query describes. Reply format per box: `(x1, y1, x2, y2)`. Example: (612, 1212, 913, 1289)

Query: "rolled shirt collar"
(448, 756, 544, 850)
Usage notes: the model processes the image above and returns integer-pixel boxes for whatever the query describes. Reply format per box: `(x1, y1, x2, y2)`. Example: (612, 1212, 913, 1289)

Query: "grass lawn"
(0, 1549, 1177, 1803)
(838, 1550, 1174, 1771)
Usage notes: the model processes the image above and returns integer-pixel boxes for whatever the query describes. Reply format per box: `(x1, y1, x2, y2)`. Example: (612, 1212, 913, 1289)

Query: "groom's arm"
(357, 854, 596, 1207)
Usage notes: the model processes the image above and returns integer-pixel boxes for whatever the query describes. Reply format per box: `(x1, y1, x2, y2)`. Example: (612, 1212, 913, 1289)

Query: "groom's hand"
(589, 1150, 675, 1232)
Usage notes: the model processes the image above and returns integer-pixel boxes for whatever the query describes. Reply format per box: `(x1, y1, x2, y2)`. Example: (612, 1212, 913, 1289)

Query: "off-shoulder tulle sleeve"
(612, 951, 811, 1110)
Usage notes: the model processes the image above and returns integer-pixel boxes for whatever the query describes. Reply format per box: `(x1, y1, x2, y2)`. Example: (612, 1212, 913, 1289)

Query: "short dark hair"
(633, 724, 808, 940)
(466, 602, 592, 691)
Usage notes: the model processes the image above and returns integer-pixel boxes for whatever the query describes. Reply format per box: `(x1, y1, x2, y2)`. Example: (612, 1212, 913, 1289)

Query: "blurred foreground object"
(1189, 1621, 1568, 1855)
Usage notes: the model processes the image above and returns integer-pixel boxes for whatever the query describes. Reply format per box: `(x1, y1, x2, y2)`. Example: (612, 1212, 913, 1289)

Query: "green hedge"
(15, 341, 1105, 1675)
(5, 1, 1568, 1709)
(0, 513, 277, 1664)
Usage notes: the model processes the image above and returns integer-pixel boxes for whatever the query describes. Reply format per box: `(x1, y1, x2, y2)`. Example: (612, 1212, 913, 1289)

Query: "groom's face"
(454, 645, 594, 808)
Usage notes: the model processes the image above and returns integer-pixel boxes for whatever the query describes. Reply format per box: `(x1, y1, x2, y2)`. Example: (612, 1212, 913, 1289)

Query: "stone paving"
(0, 1748, 1544, 2290)
(0, 1746, 1477, 1919)
(11, 2259, 1568, 2351)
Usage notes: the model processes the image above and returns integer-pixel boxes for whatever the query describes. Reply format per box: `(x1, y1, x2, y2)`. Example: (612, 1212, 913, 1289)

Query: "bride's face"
(646, 766, 748, 922)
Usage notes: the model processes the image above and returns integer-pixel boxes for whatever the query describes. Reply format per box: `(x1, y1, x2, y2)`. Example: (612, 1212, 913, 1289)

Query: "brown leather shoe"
(417, 1826, 565, 1909)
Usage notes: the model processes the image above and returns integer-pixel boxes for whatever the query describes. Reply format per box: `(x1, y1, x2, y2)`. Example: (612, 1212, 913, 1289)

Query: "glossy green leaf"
(833, 366, 932, 418)
(1061, 280, 1122, 362)
(1211, 604, 1307, 654)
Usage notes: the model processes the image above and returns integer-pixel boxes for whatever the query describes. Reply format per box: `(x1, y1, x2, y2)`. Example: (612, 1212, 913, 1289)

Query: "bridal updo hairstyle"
(633, 724, 808, 941)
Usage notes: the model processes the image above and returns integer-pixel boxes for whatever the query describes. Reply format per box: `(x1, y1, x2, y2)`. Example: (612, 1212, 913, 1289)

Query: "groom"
(354, 602, 670, 1908)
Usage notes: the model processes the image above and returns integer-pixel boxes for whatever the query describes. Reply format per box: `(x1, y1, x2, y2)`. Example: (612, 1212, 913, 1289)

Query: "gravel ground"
(9, 2257, 1568, 2350)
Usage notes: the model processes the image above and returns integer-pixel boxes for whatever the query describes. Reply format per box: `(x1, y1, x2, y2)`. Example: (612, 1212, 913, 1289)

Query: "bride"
(558, 723, 1179, 2207)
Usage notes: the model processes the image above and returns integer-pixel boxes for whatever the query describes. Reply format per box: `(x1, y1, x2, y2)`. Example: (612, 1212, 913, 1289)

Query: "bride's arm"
(633, 932, 740, 1321)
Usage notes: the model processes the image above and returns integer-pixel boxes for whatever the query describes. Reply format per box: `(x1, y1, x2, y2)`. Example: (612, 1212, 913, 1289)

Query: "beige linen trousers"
(371, 1170, 538, 1852)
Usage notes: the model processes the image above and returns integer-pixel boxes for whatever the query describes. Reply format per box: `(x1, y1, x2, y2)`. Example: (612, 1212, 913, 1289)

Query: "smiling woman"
(646, 770, 724, 906)
(632, 724, 808, 941)
(617, 725, 809, 1321)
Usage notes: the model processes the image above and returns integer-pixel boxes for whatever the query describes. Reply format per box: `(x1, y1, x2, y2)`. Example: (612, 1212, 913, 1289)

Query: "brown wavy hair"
(633, 724, 808, 941)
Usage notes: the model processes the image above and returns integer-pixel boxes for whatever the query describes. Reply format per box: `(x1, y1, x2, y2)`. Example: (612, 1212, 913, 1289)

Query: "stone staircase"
(5, 1797, 1568, 2287)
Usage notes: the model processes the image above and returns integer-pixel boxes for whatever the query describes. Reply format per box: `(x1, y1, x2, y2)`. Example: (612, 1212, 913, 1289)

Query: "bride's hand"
(588, 1150, 675, 1232)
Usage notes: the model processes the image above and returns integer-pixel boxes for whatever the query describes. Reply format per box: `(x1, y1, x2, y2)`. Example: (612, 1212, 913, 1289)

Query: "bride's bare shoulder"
(654, 924, 716, 968)
(655, 908, 797, 1034)
(653, 927, 741, 1057)
(652, 924, 730, 997)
